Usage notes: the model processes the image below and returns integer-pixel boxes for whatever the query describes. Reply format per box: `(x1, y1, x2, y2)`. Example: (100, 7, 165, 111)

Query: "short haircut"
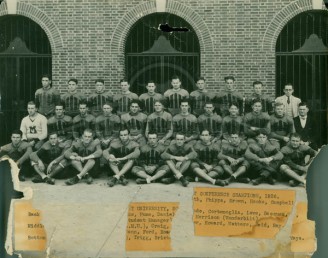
(284, 83, 293, 88)
(154, 99, 166, 107)
(147, 132, 158, 137)
(298, 102, 308, 108)
(48, 132, 58, 138)
(79, 101, 88, 107)
(252, 99, 262, 105)
(175, 132, 185, 138)
(290, 133, 301, 139)
(204, 102, 214, 107)
(55, 102, 65, 109)
(256, 130, 269, 137)
(229, 102, 239, 109)
(27, 101, 36, 107)
(11, 129, 23, 137)
(68, 78, 78, 84)
(95, 79, 104, 84)
(83, 128, 93, 135)
(196, 76, 205, 82)
(171, 75, 180, 81)
(103, 102, 114, 108)
(274, 102, 284, 108)
(224, 76, 235, 82)
(200, 129, 211, 135)
(253, 81, 263, 87)
(180, 98, 190, 106)
(119, 128, 130, 135)
(41, 74, 51, 80)
(130, 100, 141, 107)
(230, 132, 240, 136)
(120, 78, 129, 84)
(147, 80, 156, 85)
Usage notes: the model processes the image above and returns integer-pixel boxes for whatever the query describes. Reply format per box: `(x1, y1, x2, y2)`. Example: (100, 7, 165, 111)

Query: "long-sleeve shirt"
(244, 112, 271, 138)
(103, 139, 140, 160)
(245, 93, 274, 114)
(245, 141, 283, 162)
(173, 113, 198, 139)
(138, 143, 166, 166)
(197, 113, 222, 138)
(88, 91, 112, 117)
(47, 115, 73, 141)
(113, 92, 138, 115)
(121, 112, 147, 136)
(145, 111, 173, 140)
(161, 142, 197, 160)
(35, 87, 61, 116)
(215, 90, 243, 116)
(139, 93, 164, 115)
(0, 141, 32, 163)
(193, 140, 221, 165)
(95, 114, 121, 140)
(270, 114, 294, 141)
(281, 144, 317, 169)
(218, 140, 248, 160)
(61, 92, 86, 117)
(30, 141, 66, 164)
(163, 88, 189, 116)
(65, 139, 102, 158)
(189, 90, 215, 116)
(222, 115, 244, 140)
(20, 113, 48, 141)
(72, 114, 96, 139)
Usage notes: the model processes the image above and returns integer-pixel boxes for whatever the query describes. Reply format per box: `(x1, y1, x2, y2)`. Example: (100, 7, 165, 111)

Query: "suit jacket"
(275, 95, 301, 118)
(293, 115, 318, 148)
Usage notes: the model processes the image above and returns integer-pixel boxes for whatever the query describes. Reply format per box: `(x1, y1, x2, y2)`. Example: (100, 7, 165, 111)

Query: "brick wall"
(0, 0, 316, 97)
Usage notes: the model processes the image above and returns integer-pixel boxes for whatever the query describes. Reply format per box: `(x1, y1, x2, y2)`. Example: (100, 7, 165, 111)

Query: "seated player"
(145, 100, 173, 145)
(103, 129, 140, 187)
(72, 101, 96, 140)
(131, 132, 170, 184)
(20, 101, 48, 150)
(0, 129, 33, 181)
(88, 79, 112, 117)
(139, 81, 164, 115)
(95, 102, 121, 149)
(222, 103, 244, 141)
(218, 133, 250, 185)
(190, 77, 215, 116)
(164, 75, 189, 116)
(161, 133, 197, 187)
(65, 129, 102, 185)
(245, 81, 274, 114)
(280, 133, 317, 187)
(29, 132, 68, 185)
(216, 76, 243, 116)
(47, 102, 73, 146)
(113, 79, 138, 115)
(173, 99, 199, 145)
(190, 130, 225, 186)
(61, 78, 86, 117)
(270, 102, 294, 148)
(244, 99, 271, 143)
(245, 131, 283, 185)
(197, 102, 222, 143)
(121, 100, 147, 145)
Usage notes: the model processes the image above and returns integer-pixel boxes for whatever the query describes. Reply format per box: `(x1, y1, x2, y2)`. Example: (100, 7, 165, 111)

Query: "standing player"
(121, 100, 147, 145)
(20, 101, 48, 150)
(29, 132, 68, 185)
(245, 81, 274, 114)
(132, 132, 170, 184)
(72, 101, 96, 140)
(113, 79, 138, 115)
(197, 102, 222, 143)
(88, 79, 112, 117)
(65, 129, 102, 185)
(218, 133, 250, 185)
(35, 74, 61, 117)
(222, 103, 244, 141)
(139, 81, 164, 115)
(145, 100, 173, 145)
(164, 75, 189, 116)
(103, 129, 140, 187)
(61, 78, 86, 117)
(161, 133, 197, 187)
(190, 77, 215, 116)
(190, 130, 225, 186)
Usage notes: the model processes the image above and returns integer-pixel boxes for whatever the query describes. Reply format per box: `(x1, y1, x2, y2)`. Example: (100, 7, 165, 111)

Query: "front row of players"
(0, 127, 316, 188)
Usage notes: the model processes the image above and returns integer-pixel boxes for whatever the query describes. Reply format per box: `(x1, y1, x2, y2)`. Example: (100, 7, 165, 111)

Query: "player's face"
(171, 79, 181, 90)
(275, 105, 284, 116)
(229, 134, 240, 146)
(41, 77, 51, 88)
(229, 105, 238, 116)
(68, 81, 77, 92)
(148, 134, 158, 146)
(82, 132, 93, 144)
(55, 106, 64, 117)
(130, 103, 140, 114)
(11, 134, 22, 145)
(79, 104, 88, 115)
(120, 81, 130, 92)
(175, 135, 185, 146)
(146, 83, 156, 93)
(225, 79, 235, 91)
(298, 106, 309, 117)
(284, 85, 294, 97)
(200, 131, 211, 143)
(27, 104, 37, 116)
(95, 82, 104, 93)
(256, 134, 267, 145)
(204, 104, 214, 114)
(119, 130, 129, 143)
(49, 134, 58, 145)
(154, 102, 164, 112)
(252, 102, 262, 113)
(196, 80, 206, 90)
(290, 137, 301, 148)
(253, 84, 262, 95)
(103, 104, 113, 115)
(180, 102, 189, 113)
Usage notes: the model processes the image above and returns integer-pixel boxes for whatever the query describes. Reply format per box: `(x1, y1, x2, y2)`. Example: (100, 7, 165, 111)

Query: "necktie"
(287, 96, 290, 104)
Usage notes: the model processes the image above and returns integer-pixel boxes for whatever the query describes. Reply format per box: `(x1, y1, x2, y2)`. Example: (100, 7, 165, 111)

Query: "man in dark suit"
(293, 102, 318, 150)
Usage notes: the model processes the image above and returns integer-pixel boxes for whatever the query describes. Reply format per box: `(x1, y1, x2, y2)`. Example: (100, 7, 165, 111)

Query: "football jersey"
(281, 144, 317, 167)
(138, 143, 166, 166)
(47, 115, 73, 141)
(0, 141, 32, 161)
(30, 141, 66, 164)
(20, 113, 48, 141)
(65, 138, 102, 158)
(121, 112, 147, 136)
(173, 113, 198, 138)
(197, 113, 222, 138)
(103, 139, 140, 159)
(88, 91, 112, 117)
(193, 140, 221, 164)
(113, 92, 138, 115)
(219, 140, 248, 159)
(95, 114, 121, 139)
(270, 114, 295, 141)
(61, 92, 86, 117)
(146, 111, 173, 139)
(244, 112, 271, 138)
(35, 87, 61, 116)
(222, 115, 244, 140)
(161, 142, 197, 160)
(245, 93, 274, 114)
(190, 90, 215, 116)
(72, 114, 96, 139)
(139, 92, 164, 115)
(216, 90, 243, 116)
(163, 88, 189, 116)
(245, 141, 282, 160)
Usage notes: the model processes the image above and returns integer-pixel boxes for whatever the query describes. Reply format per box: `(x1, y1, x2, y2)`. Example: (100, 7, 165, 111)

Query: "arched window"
(276, 10, 328, 145)
(125, 13, 200, 95)
(0, 15, 52, 144)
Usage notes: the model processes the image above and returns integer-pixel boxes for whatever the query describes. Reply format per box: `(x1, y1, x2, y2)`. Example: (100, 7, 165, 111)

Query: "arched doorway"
(0, 15, 52, 145)
(125, 13, 200, 95)
(276, 10, 328, 146)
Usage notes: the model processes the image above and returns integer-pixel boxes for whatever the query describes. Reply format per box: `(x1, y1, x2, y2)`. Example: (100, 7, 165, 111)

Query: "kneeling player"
(30, 132, 68, 185)
(191, 130, 225, 186)
(218, 133, 250, 185)
(280, 133, 317, 187)
(132, 132, 170, 184)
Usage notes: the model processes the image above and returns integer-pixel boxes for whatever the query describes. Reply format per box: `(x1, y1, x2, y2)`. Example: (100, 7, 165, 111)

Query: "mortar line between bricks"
(95, 186, 143, 258)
